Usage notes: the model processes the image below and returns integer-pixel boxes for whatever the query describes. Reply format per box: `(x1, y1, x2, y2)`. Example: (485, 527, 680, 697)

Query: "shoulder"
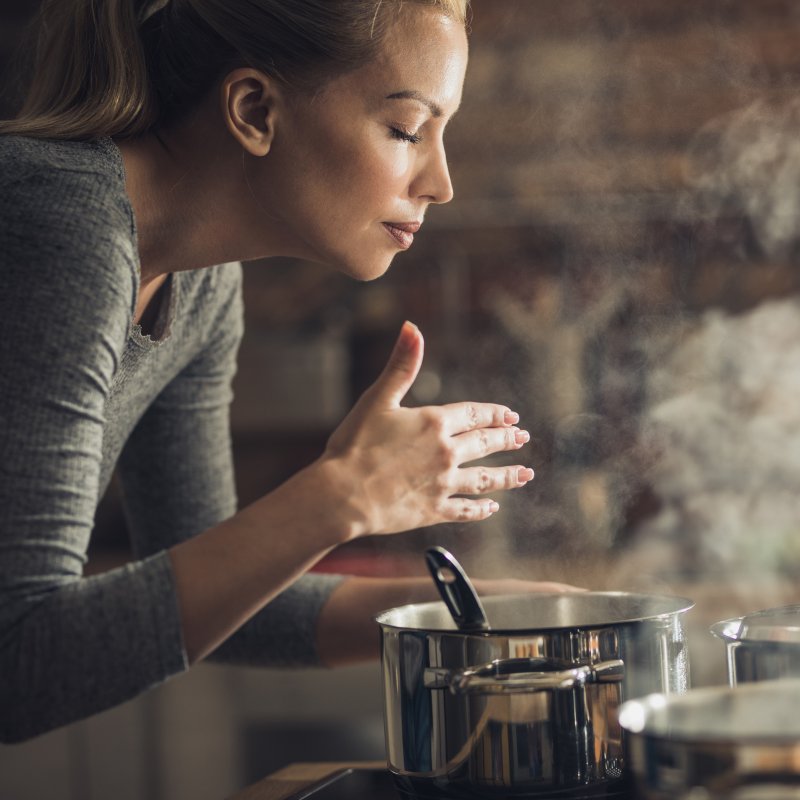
(0, 135, 134, 243)
(0, 136, 137, 340)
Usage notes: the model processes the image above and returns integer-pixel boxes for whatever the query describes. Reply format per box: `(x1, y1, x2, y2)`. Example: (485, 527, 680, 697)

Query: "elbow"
(0, 701, 41, 744)
(0, 646, 57, 744)
(0, 686, 70, 744)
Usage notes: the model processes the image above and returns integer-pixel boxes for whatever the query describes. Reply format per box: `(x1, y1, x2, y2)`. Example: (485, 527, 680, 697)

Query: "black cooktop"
(287, 768, 635, 799)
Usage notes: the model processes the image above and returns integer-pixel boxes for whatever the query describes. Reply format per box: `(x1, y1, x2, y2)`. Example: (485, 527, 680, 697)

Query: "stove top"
(287, 768, 636, 800)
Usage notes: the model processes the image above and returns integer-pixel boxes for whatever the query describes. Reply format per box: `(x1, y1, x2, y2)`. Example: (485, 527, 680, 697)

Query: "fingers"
(438, 497, 501, 522)
(451, 425, 530, 466)
(433, 466, 533, 523)
(452, 465, 534, 495)
(439, 401, 519, 436)
(476, 578, 587, 595)
(367, 321, 424, 409)
(532, 582, 588, 593)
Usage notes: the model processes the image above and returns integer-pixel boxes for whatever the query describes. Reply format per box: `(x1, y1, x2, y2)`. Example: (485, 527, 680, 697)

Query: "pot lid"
(619, 679, 800, 742)
(712, 605, 800, 645)
(376, 591, 694, 633)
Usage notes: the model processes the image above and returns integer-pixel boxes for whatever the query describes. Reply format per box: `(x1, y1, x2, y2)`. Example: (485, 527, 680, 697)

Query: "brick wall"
(3, 2, 800, 578)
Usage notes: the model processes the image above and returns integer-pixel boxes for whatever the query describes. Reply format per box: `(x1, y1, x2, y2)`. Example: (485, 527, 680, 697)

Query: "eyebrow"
(386, 90, 444, 118)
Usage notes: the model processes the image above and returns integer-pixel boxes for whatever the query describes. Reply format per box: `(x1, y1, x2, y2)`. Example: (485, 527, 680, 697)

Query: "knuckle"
(465, 403, 481, 430)
(477, 468, 492, 492)
(422, 407, 446, 434)
(479, 430, 490, 454)
(434, 497, 451, 518)
(437, 440, 456, 468)
(435, 470, 451, 492)
(507, 467, 520, 489)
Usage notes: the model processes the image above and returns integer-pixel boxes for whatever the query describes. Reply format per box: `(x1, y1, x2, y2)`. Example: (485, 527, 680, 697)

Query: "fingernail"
(489, 500, 500, 513)
(398, 320, 417, 351)
(515, 429, 530, 445)
(504, 410, 520, 425)
(517, 467, 534, 483)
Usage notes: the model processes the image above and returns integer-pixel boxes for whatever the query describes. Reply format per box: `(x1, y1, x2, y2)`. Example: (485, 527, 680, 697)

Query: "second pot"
(619, 679, 800, 799)
(711, 605, 800, 686)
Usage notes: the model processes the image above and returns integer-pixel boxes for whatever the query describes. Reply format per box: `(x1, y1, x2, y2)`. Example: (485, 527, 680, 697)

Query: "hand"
(323, 322, 535, 537)
(474, 578, 587, 595)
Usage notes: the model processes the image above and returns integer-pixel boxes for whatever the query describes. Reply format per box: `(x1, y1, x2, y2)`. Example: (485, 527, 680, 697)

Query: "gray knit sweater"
(0, 136, 342, 743)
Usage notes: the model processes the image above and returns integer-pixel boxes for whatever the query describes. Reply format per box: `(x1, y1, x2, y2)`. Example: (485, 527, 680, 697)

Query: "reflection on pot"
(377, 591, 693, 798)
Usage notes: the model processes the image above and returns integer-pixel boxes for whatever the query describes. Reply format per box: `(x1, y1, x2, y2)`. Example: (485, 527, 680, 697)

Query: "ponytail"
(0, 0, 470, 142)
(0, 0, 158, 140)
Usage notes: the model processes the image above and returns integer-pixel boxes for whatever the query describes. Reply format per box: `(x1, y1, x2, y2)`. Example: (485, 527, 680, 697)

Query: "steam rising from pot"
(429, 6, 800, 607)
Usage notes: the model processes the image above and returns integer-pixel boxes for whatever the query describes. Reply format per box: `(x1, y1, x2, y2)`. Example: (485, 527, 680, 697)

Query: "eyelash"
(390, 126, 423, 145)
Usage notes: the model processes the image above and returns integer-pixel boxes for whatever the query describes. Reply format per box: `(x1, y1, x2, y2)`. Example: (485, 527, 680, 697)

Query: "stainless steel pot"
(619, 679, 800, 800)
(712, 606, 800, 686)
(376, 591, 693, 798)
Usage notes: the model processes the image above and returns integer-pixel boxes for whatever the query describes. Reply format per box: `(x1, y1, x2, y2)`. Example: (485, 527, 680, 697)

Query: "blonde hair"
(0, 0, 469, 141)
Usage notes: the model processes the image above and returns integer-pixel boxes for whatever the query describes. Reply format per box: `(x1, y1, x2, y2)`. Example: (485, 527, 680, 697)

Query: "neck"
(115, 103, 293, 285)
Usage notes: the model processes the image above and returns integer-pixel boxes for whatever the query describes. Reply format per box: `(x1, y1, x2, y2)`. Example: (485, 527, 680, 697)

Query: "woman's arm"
(168, 322, 534, 663)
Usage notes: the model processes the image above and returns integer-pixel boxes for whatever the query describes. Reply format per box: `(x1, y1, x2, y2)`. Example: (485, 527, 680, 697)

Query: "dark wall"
(4, 2, 800, 583)
(0, 0, 38, 117)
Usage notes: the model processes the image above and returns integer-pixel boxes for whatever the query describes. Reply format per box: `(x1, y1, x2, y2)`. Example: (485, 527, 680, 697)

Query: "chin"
(326, 251, 398, 282)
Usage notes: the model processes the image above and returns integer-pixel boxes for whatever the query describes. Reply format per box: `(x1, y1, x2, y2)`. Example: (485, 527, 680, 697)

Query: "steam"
(398, 8, 800, 611)
(636, 298, 800, 579)
(685, 97, 800, 258)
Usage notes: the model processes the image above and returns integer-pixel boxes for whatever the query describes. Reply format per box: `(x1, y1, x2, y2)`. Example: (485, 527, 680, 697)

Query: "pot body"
(619, 680, 800, 800)
(377, 592, 693, 798)
(712, 606, 800, 686)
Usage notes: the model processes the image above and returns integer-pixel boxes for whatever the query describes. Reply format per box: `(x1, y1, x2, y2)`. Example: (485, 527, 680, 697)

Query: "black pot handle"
(425, 546, 489, 632)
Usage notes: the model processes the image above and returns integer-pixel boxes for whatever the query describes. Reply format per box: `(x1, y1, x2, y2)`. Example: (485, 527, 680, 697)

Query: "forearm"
(170, 323, 538, 666)
(169, 457, 362, 663)
(315, 576, 439, 667)
(0, 553, 187, 743)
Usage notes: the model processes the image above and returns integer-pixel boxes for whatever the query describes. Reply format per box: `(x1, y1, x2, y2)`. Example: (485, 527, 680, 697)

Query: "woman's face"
(254, 6, 468, 280)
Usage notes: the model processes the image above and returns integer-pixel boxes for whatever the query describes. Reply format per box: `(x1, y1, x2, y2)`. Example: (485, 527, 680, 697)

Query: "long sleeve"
(0, 136, 344, 745)
(0, 139, 188, 743)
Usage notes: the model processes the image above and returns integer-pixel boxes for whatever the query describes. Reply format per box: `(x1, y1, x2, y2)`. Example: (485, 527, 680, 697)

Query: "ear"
(221, 68, 281, 157)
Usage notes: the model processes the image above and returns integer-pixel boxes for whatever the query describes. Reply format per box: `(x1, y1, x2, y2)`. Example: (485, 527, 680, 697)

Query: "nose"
(412, 139, 454, 205)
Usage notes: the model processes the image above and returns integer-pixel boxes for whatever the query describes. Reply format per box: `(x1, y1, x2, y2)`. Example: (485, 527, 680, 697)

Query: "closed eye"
(390, 127, 423, 145)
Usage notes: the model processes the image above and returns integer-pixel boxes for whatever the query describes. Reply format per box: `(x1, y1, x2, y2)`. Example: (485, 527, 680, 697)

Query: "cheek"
(322, 134, 412, 204)
(348, 146, 413, 211)
(282, 119, 413, 230)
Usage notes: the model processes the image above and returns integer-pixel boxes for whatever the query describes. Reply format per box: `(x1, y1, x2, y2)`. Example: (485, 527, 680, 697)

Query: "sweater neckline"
(102, 137, 179, 350)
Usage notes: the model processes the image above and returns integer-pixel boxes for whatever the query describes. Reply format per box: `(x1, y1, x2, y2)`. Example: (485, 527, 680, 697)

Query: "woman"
(0, 0, 556, 744)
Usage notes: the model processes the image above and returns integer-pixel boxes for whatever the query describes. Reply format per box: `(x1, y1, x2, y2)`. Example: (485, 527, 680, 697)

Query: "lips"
(383, 221, 421, 250)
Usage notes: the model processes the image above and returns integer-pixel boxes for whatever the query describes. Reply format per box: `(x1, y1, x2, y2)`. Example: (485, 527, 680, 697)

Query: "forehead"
(327, 7, 468, 115)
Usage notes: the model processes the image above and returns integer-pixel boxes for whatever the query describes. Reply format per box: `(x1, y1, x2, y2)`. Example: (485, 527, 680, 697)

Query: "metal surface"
(424, 657, 625, 694)
(619, 680, 800, 800)
(378, 592, 693, 632)
(424, 547, 489, 632)
(377, 592, 693, 797)
(712, 606, 800, 686)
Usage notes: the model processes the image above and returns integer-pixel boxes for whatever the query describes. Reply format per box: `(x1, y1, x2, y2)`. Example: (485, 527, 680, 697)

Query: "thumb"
(370, 321, 424, 408)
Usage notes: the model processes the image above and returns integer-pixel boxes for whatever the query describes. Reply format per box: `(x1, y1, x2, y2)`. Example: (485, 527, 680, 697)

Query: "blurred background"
(4, 0, 800, 797)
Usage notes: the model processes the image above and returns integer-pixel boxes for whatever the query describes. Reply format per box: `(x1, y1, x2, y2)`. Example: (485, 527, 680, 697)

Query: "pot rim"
(375, 590, 694, 633)
(619, 680, 800, 744)
(711, 605, 800, 645)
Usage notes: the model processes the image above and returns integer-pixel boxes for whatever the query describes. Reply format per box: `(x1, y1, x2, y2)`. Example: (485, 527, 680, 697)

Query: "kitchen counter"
(228, 762, 384, 800)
